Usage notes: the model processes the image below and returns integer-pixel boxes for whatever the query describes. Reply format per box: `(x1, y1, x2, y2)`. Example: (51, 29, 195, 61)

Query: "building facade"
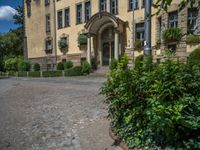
(24, 0, 200, 70)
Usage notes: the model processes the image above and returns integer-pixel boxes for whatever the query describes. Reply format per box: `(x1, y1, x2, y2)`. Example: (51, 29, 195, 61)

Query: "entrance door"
(102, 42, 110, 66)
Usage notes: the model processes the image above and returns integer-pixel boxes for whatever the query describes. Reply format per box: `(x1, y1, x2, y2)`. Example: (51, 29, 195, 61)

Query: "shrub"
(64, 61, 73, 69)
(109, 59, 118, 70)
(134, 39, 143, 51)
(58, 37, 68, 49)
(163, 28, 183, 43)
(91, 57, 98, 70)
(135, 55, 143, 68)
(101, 59, 200, 149)
(65, 66, 83, 76)
(78, 34, 87, 45)
(29, 71, 40, 77)
(188, 48, 200, 67)
(57, 62, 64, 70)
(42, 71, 62, 77)
(82, 62, 91, 74)
(186, 34, 200, 44)
(33, 63, 40, 71)
(18, 60, 31, 71)
(18, 71, 27, 77)
(4, 57, 23, 72)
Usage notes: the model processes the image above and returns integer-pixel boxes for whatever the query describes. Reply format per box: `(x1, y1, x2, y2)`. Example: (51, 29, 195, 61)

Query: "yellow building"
(24, 0, 200, 70)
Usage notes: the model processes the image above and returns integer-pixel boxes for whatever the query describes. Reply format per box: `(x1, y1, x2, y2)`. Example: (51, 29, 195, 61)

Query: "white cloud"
(0, 6, 18, 21)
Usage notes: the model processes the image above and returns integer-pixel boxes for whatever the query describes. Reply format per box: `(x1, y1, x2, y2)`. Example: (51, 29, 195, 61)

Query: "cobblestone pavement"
(0, 77, 121, 150)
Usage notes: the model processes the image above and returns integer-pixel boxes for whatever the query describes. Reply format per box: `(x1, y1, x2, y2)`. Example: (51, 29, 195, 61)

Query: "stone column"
(87, 35, 91, 64)
(98, 34, 103, 66)
(107, 0, 110, 13)
(91, 36, 94, 57)
(114, 30, 119, 61)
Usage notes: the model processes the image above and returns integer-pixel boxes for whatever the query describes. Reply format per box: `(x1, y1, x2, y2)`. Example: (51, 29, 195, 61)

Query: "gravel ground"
(0, 77, 121, 150)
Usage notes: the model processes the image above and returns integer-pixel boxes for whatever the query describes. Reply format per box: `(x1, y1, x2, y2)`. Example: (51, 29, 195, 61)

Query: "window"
(45, 37, 53, 54)
(85, 1, 91, 22)
(188, 8, 198, 34)
(128, 0, 138, 11)
(26, 0, 31, 17)
(110, 0, 118, 15)
(168, 11, 178, 28)
(45, 0, 50, 6)
(99, 0, 107, 12)
(136, 23, 145, 44)
(142, 0, 145, 8)
(168, 44, 176, 52)
(64, 8, 70, 27)
(76, 4, 82, 24)
(46, 15, 51, 32)
(57, 11, 63, 29)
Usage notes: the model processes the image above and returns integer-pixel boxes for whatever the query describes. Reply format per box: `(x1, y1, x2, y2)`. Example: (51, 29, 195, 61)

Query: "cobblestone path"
(0, 77, 121, 150)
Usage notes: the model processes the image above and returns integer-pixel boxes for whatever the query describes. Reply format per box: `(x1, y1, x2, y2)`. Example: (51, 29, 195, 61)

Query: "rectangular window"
(136, 22, 145, 45)
(46, 14, 51, 32)
(188, 8, 198, 34)
(128, 0, 138, 11)
(26, 0, 31, 17)
(76, 4, 82, 24)
(85, 1, 91, 22)
(46, 39, 52, 50)
(64, 8, 70, 27)
(100, 0, 107, 12)
(57, 11, 63, 29)
(168, 11, 178, 28)
(110, 0, 118, 15)
(45, 0, 50, 6)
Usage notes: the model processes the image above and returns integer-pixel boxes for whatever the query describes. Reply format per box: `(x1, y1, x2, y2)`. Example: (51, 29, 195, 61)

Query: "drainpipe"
(23, 0, 28, 60)
(144, 0, 152, 67)
(53, 0, 57, 67)
(132, 0, 135, 65)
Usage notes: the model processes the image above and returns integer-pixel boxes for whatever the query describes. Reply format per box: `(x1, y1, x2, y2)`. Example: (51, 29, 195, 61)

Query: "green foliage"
(33, 63, 40, 71)
(65, 66, 83, 76)
(4, 57, 23, 72)
(135, 55, 143, 68)
(91, 57, 98, 70)
(42, 71, 62, 77)
(57, 62, 64, 70)
(186, 34, 200, 44)
(188, 48, 200, 67)
(58, 37, 68, 49)
(18, 60, 31, 71)
(81, 62, 91, 74)
(118, 55, 129, 70)
(163, 28, 183, 43)
(18, 71, 27, 77)
(64, 61, 74, 70)
(78, 34, 87, 45)
(101, 59, 200, 149)
(29, 71, 40, 77)
(134, 39, 143, 52)
(109, 59, 118, 70)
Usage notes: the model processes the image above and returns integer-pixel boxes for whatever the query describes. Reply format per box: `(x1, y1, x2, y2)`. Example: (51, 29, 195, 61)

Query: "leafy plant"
(134, 39, 143, 52)
(109, 59, 118, 70)
(18, 60, 31, 71)
(64, 61, 74, 69)
(186, 34, 200, 44)
(33, 63, 40, 71)
(58, 37, 68, 49)
(81, 62, 91, 74)
(188, 48, 200, 67)
(135, 55, 143, 68)
(57, 62, 64, 70)
(91, 57, 98, 70)
(163, 28, 183, 43)
(4, 57, 23, 72)
(78, 34, 87, 45)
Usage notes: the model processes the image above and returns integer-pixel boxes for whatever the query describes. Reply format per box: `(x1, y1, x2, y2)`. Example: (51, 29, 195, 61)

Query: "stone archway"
(85, 12, 125, 66)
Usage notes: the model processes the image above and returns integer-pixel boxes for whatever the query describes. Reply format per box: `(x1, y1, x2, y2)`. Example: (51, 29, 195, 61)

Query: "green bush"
(81, 62, 91, 74)
(186, 34, 200, 44)
(134, 39, 143, 51)
(18, 71, 27, 77)
(78, 34, 87, 45)
(4, 57, 23, 72)
(65, 66, 83, 76)
(163, 28, 183, 43)
(101, 59, 200, 149)
(57, 62, 64, 70)
(188, 48, 200, 67)
(135, 55, 143, 68)
(91, 57, 98, 70)
(43, 71, 62, 77)
(33, 63, 40, 71)
(64, 61, 73, 69)
(58, 37, 68, 49)
(29, 71, 40, 77)
(18, 60, 31, 71)
(109, 59, 118, 70)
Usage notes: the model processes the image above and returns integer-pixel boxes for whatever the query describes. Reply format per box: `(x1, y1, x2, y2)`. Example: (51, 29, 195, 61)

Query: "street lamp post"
(144, 0, 152, 67)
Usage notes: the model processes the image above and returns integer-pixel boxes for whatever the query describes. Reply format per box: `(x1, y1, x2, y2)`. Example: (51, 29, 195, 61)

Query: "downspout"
(53, 0, 57, 66)
(23, 0, 28, 60)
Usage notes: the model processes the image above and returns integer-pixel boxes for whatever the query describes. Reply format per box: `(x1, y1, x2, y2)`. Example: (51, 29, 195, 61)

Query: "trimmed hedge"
(65, 66, 83, 76)
(42, 71, 62, 77)
(33, 63, 40, 71)
(64, 61, 73, 69)
(57, 62, 64, 70)
(29, 71, 40, 77)
(18, 71, 27, 77)
(188, 48, 200, 67)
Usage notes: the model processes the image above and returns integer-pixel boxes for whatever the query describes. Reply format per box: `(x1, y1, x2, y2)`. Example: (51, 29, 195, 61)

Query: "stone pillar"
(114, 30, 119, 61)
(91, 36, 94, 57)
(87, 36, 91, 64)
(98, 34, 103, 66)
(107, 0, 110, 13)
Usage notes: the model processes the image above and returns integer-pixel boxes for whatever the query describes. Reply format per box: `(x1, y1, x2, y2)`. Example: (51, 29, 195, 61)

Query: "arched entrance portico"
(85, 12, 125, 66)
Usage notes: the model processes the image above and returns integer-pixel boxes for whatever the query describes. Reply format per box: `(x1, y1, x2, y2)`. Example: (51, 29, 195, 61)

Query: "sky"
(0, 0, 22, 33)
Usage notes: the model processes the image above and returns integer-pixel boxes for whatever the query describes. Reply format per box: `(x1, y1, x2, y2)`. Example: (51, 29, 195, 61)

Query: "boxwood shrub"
(65, 66, 83, 76)
(101, 59, 200, 149)
(29, 71, 40, 77)
(43, 71, 62, 77)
